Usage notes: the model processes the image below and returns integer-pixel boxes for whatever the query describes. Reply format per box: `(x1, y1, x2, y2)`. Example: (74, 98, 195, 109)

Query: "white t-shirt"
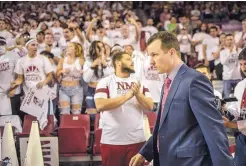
(192, 32, 210, 61)
(142, 26, 158, 36)
(0, 51, 20, 94)
(141, 56, 164, 102)
(202, 36, 219, 61)
(177, 34, 192, 53)
(94, 74, 152, 145)
(220, 47, 242, 80)
(113, 36, 137, 49)
(234, 78, 246, 115)
(234, 31, 246, 47)
(14, 54, 53, 93)
(38, 46, 62, 59)
(0, 30, 13, 47)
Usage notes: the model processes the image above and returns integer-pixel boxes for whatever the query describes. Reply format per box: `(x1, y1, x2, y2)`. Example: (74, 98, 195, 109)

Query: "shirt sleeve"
(94, 77, 110, 99)
(43, 56, 53, 74)
(14, 58, 23, 75)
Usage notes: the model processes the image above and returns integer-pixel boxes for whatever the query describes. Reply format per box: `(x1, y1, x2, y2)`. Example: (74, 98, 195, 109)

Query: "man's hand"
(36, 81, 46, 89)
(7, 89, 16, 98)
(125, 89, 134, 100)
(132, 81, 141, 96)
(129, 153, 145, 166)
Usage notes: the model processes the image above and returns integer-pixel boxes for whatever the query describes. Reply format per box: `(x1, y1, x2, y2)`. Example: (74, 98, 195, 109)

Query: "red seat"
(58, 114, 90, 156)
(20, 115, 54, 136)
(144, 112, 157, 133)
(93, 114, 102, 155)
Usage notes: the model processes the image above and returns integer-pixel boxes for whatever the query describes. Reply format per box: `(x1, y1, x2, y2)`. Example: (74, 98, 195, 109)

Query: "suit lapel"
(159, 64, 188, 129)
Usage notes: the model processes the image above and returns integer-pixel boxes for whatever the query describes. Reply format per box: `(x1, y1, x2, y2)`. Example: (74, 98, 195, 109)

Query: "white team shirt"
(14, 54, 53, 93)
(94, 74, 152, 145)
(142, 56, 164, 103)
(192, 32, 210, 61)
(0, 51, 20, 94)
(202, 36, 219, 61)
(220, 47, 242, 80)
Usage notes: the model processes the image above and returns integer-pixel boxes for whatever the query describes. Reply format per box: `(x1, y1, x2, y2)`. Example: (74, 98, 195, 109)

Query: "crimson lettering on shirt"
(116, 82, 134, 90)
(0, 62, 10, 71)
(145, 65, 160, 81)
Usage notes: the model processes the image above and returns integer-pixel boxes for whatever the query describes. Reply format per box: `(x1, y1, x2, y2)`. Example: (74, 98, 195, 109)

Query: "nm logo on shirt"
(116, 82, 135, 95)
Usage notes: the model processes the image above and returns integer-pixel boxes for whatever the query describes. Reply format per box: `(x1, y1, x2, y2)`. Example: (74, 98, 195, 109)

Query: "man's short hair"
(40, 50, 54, 59)
(225, 33, 233, 38)
(112, 51, 128, 68)
(239, 47, 246, 61)
(194, 63, 210, 73)
(147, 31, 180, 54)
(210, 26, 218, 31)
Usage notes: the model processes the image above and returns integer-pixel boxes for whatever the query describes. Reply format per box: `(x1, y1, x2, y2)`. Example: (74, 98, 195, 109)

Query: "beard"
(241, 70, 246, 79)
(121, 64, 135, 74)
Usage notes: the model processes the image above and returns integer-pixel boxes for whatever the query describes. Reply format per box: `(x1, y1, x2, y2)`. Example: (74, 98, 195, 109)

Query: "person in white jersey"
(11, 38, 53, 95)
(0, 37, 21, 117)
(220, 34, 242, 97)
(202, 26, 219, 73)
(94, 51, 154, 166)
(56, 42, 84, 114)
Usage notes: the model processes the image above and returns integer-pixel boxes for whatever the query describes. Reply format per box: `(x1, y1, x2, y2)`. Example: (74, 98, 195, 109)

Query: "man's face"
(124, 45, 134, 55)
(210, 28, 217, 37)
(201, 24, 207, 32)
(119, 53, 135, 73)
(225, 36, 234, 47)
(36, 33, 44, 42)
(147, 19, 153, 26)
(147, 39, 172, 74)
(240, 60, 246, 76)
(196, 67, 211, 80)
(63, 29, 73, 41)
(121, 25, 129, 38)
(27, 42, 38, 54)
(45, 34, 54, 45)
(0, 21, 5, 30)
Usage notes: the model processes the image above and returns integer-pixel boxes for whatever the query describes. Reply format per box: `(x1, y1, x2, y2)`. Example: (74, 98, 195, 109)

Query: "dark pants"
(235, 134, 246, 166)
(209, 60, 215, 73)
(10, 94, 26, 122)
(215, 63, 223, 80)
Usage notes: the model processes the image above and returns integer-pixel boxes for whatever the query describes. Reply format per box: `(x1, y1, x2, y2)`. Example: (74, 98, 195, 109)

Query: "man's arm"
(95, 90, 133, 112)
(132, 83, 154, 111)
(189, 74, 233, 166)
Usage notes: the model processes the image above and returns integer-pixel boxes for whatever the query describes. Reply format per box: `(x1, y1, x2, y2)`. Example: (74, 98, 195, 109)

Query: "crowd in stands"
(0, 1, 246, 164)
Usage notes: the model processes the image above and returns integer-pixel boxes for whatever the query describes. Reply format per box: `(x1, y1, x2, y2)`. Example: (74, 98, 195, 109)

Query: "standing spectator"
(94, 51, 153, 166)
(192, 23, 209, 62)
(177, 27, 192, 64)
(36, 31, 45, 51)
(0, 37, 21, 117)
(56, 42, 84, 114)
(235, 19, 246, 49)
(202, 26, 219, 73)
(142, 18, 158, 36)
(220, 34, 242, 97)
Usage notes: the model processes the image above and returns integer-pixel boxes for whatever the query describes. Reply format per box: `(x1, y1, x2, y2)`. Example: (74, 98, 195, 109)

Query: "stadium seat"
(144, 112, 157, 133)
(93, 114, 102, 155)
(58, 114, 90, 157)
(20, 115, 54, 136)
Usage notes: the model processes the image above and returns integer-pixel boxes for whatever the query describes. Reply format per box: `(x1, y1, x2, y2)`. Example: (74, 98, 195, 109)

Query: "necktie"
(241, 89, 246, 109)
(161, 77, 172, 116)
(158, 76, 172, 151)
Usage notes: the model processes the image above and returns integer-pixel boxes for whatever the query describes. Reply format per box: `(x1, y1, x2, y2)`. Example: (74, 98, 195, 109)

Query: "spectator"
(220, 34, 241, 97)
(56, 42, 84, 114)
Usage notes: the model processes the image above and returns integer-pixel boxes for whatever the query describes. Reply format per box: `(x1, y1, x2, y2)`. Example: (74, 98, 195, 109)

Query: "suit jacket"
(139, 64, 233, 166)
